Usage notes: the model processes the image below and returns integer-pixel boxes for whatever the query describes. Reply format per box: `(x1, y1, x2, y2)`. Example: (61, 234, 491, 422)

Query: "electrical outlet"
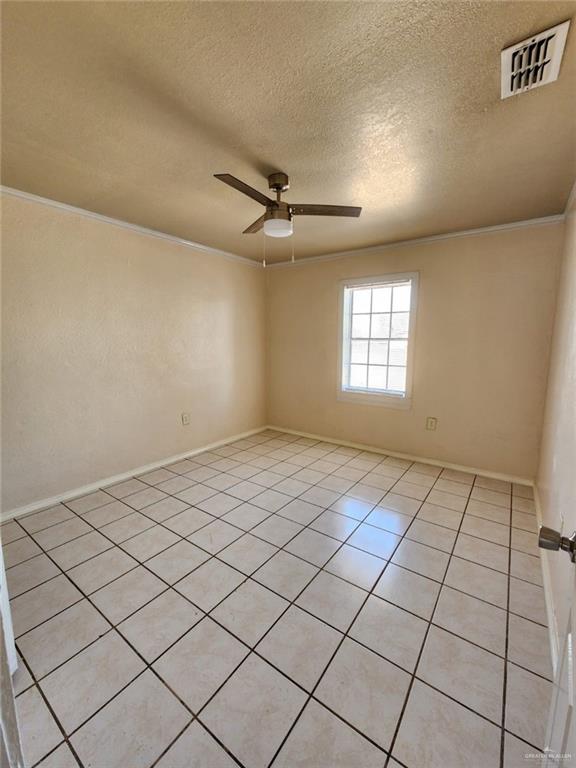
(425, 417, 438, 431)
(181, 413, 191, 426)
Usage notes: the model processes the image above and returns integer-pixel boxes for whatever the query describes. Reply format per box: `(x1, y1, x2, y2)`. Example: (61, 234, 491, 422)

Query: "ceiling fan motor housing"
(268, 172, 290, 193)
(265, 202, 291, 222)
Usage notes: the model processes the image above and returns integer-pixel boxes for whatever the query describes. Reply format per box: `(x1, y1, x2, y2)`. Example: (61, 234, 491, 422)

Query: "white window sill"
(337, 388, 412, 409)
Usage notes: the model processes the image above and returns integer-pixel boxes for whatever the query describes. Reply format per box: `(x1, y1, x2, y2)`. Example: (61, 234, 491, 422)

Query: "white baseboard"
(266, 424, 534, 486)
(1, 426, 267, 523)
(533, 483, 560, 676)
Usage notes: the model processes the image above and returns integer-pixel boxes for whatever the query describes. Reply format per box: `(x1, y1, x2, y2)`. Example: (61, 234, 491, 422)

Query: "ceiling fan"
(214, 172, 362, 238)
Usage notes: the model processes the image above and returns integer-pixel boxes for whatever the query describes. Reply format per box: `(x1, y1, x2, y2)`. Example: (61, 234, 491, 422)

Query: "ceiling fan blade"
(214, 174, 274, 207)
(291, 204, 362, 217)
(243, 214, 266, 234)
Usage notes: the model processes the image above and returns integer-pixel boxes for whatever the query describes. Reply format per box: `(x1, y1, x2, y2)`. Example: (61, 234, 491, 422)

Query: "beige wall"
(1, 194, 266, 511)
(266, 224, 564, 478)
(537, 191, 576, 643)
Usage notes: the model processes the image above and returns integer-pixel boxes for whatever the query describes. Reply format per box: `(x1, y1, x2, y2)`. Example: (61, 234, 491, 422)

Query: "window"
(339, 273, 418, 406)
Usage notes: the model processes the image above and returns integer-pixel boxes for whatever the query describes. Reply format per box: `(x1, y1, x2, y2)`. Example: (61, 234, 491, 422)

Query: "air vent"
(501, 20, 570, 99)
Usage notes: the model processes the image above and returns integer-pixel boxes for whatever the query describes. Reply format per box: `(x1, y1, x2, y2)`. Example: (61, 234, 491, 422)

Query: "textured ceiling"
(2, 1, 575, 263)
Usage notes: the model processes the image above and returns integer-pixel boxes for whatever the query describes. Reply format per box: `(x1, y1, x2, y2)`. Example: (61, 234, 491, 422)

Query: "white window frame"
(337, 272, 418, 409)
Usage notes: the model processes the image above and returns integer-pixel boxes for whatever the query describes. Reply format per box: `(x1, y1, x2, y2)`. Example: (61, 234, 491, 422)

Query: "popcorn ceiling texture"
(2, 1, 575, 262)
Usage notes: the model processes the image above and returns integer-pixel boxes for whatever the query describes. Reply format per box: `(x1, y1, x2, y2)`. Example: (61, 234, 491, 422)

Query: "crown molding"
(268, 213, 565, 269)
(565, 177, 576, 215)
(0, 186, 261, 268)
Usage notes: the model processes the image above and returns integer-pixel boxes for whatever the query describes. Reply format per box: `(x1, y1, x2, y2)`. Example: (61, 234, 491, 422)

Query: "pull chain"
(291, 238, 295, 264)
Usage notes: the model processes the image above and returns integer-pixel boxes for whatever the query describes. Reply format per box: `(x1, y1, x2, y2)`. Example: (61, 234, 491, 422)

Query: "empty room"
(1, 2, 575, 767)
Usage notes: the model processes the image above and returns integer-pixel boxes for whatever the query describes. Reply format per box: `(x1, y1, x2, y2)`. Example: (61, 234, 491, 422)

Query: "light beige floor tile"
(36, 742, 79, 768)
(1, 520, 27, 544)
(379, 492, 423, 516)
(391, 539, 449, 581)
(445, 557, 508, 608)
(197, 492, 244, 517)
(211, 579, 288, 646)
(508, 614, 553, 679)
(274, 477, 314, 497)
(427, 489, 467, 512)
(406, 518, 457, 553)
(374, 563, 440, 620)
(346, 524, 400, 559)
(174, 484, 217, 506)
(71, 670, 190, 768)
(418, 625, 504, 722)
(175, 558, 244, 611)
(393, 680, 501, 768)
(16, 686, 63, 767)
(257, 605, 342, 690)
(509, 577, 547, 626)
(81, 500, 134, 528)
(503, 731, 540, 768)
(187, 519, 243, 553)
(417, 502, 463, 530)
(106, 478, 149, 499)
(4, 536, 42, 568)
(185, 465, 221, 483)
(123, 487, 168, 510)
(278, 498, 324, 525)
(156, 475, 196, 495)
(18, 600, 110, 678)
(513, 484, 534, 500)
(475, 476, 512, 494)
(310, 510, 359, 541)
(364, 506, 412, 535)
(316, 638, 410, 750)
(453, 533, 509, 574)
(120, 524, 179, 561)
(433, 478, 471, 497)
(350, 595, 428, 671)
(49, 530, 112, 570)
(136, 468, 178, 486)
(329, 496, 374, 520)
(90, 565, 166, 624)
(325, 544, 386, 590)
(66, 547, 137, 594)
(18, 505, 75, 534)
(155, 721, 237, 768)
(41, 630, 145, 733)
(273, 699, 385, 768)
(251, 514, 303, 546)
(13, 654, 34, 695)
(285, 528, 341, 566)
(66, 490, 114, 514)
(512, 497, 536, 514)
(118, 589, 203, 661)
(146, 539, 210, 584)
(511, 528, 538, 556)
(433, 585, 507, 655)
(253, 551, 318, 600)
(6, 554, 59, 598)
(100, 511, 155, 544)
(471, 486, 510, 508)
(162, 507, 214, 536)
(139, 497, 189, 523)
(318, 474, 356, 494)
(440, 468, 475, 484)
(218, 533, 277, 575)
(460, 515, 510, 546)
(347, 483, 386, 505)
(34, 517, 92, 550)
(221, 502, 271, 529)
(510, 551, 543, 586)
(168, 458, 201, 474)
(296, 571, 366, 631)
(154, 616, 248, 711)
(506, 662, 552, 749)
(202, 654, 307, 768)
(466, 498, 511, 525)
(11, 575, 82, 637)
(391, 480, 429, 501)
(399, 470, 434, 489)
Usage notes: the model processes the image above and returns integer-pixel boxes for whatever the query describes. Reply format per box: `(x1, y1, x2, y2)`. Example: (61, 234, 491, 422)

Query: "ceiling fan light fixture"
(263, 217, 293, 238)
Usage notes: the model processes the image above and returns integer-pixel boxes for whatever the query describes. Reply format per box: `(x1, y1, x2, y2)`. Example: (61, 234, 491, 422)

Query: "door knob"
(538, 526, 576, 562)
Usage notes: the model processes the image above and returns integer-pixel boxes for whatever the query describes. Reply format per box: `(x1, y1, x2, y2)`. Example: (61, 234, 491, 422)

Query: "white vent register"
(501, 20, 570, 98)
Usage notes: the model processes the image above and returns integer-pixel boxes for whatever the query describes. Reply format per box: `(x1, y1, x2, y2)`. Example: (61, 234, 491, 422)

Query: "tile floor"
(2, 429, 552, 768)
